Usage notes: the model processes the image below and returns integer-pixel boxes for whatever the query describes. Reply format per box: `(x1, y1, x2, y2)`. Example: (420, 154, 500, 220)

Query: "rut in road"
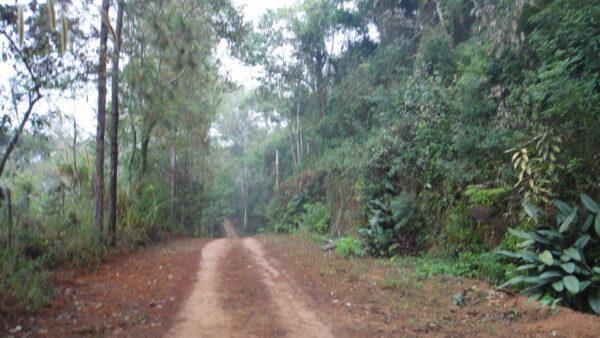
(169, 225, 332, 338)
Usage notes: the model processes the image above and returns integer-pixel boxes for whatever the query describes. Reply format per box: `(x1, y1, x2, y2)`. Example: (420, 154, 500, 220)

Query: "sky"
(0, 0, 297, 136)
(219, 0, 297, 89)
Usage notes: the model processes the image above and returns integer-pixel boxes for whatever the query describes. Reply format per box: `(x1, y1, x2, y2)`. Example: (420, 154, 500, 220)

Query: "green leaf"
(517, 240, 535, 248)
(580, 194, 600, 213)
(579, 281, 592, 293)
(551, 280, 564, 292)
(554, 199, 573, 216)
(522, 281, 551, 295)
(560, 263, 575, 274)
(563, 275, 580, 294)
(536, 229, 561, 239)
(574, 266, 592, 276)
(581, 215, 593, 232)
(507, 228, 532, 241)
(559, 209, 577, 233)
(538, 271, 562, 279)
(508, 229, 552, 245)
(595, 214, 600, 236)
(563, 248, 581, 261)
(524, 203, 543, 218)
(496, 250, 538, 262)
(539, 250, 553, 266)
(499, 276, 526, 288)
(516, 264, 537, 271)
(589, 293, 600, 314)
(574, 234, 591, 249)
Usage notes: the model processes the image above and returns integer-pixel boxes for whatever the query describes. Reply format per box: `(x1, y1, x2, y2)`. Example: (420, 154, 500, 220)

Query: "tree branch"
(0, 28, 42, 93)
(0, 28, 43, 179)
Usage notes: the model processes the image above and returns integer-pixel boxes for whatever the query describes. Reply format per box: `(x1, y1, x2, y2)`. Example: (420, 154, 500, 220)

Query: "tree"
(108, 0, 125, 247)
(94, 0, 111, 237)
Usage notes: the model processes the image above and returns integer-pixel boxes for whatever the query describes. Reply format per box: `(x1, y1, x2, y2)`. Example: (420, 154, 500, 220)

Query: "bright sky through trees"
(0, 0, 295, 134)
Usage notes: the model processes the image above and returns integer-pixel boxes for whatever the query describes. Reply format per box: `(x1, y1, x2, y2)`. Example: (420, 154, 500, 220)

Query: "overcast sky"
(0, 0, 297, 135)
(219, 0, 297, 89)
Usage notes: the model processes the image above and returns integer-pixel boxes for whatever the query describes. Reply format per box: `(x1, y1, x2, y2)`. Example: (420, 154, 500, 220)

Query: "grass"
(378, 272, 423, 290)
(0, 218, 173, 315)
(335, 236, 364, 258)
(392, 252, 512, 285)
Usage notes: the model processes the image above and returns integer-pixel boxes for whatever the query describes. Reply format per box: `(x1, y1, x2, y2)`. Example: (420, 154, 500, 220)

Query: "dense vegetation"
(1, 0, 599, 318)
(218, 0, 600, 314)
(0, 0, 245, 315)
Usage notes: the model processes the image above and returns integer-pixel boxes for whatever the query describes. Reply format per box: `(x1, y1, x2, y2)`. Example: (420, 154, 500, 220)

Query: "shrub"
(442, 205, 484, 253)
(359, 191, 420, 257)
(0, 250, 51, 312)
(300, 202, 331, 235)
(498, 194, 600, 314)
(55, 224, 103, 269)
(335, 236, 364, 258)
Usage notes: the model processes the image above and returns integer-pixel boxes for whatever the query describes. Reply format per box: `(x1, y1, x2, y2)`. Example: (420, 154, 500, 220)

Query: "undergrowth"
(394, 252, 514, 285)
(335, 236, 364, 258)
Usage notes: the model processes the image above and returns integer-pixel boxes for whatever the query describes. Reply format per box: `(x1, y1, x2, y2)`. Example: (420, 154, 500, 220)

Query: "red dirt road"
(168, 226, 332, 337)
(4, 227, 600, 337)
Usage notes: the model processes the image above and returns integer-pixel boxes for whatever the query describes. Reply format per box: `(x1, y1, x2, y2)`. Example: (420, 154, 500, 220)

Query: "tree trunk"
(288, 133, 297, 167)
(139, 121, 156, 177)
(296, 104, 301, 166)
(275, 148, 279, 191)
(6, 189, 12, 249)
(72, 118, 80, 186)
(169, 142, 177, 227)
(94, 0, 111, 238)
(128, 114, 137, 183)
(243, 186, 248, 230)
(108, 0, 124, 247)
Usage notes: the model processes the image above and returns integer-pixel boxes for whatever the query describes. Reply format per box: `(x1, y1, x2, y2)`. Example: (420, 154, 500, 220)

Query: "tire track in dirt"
(168, 221, 332, 338)
(243, 238, 333, 338)
(217, 241, 288, 337)
(168, 239, 232, 337)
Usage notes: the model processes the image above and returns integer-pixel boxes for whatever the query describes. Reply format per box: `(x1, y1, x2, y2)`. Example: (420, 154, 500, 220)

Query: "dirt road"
(169, 224, 331, 338)
(5, 225, 600, 337)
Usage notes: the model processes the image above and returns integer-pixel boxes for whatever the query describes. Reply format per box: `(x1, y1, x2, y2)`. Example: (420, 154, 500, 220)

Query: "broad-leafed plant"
(506, 131, 563, 205)
(498, 194, 600, 314)
(359, 188, 420, 257)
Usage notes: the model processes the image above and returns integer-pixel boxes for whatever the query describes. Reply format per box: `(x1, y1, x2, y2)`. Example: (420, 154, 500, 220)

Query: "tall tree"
(108, 0, 125, 247)
(94, 0, 110, 237)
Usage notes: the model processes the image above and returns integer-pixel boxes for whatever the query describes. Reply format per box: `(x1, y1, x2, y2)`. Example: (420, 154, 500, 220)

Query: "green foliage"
(442, 207, 484, 253)
(300, 202, 331, 235)
(0, 221, 103, 312)
(335, 236, 364, 259)
(52, 224, 103, 269)
(411, 252, 512, 285)
(359, 191, 420, 257)
(508, 132, 563, 204)
(464, 185, 512, 208)
(417, 29, 455, 81)
(498, 195, 600, 314)
(0, 250, 50, 312)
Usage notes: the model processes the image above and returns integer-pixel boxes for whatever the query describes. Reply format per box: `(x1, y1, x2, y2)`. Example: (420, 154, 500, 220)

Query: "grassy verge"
(0, 223, 185, 318)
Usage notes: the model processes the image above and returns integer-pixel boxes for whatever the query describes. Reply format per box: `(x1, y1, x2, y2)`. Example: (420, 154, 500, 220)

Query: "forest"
(1, 0, 599, 333)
